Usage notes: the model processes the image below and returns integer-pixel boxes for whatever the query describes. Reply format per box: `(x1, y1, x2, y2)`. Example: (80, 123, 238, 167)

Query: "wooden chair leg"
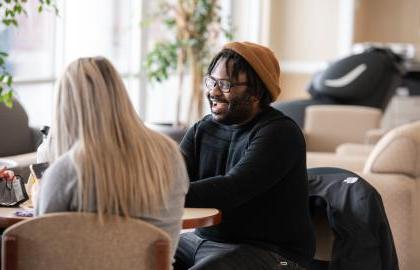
(2, 236, 17, 270)
(154, 240, 170, 270)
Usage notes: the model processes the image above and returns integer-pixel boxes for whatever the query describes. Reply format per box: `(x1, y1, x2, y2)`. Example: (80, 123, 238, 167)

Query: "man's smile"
(209, 97, 229, 114)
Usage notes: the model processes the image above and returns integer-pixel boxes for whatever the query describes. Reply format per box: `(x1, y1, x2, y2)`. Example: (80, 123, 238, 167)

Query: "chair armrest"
(365, 128, 387, 145)
(304, 105, 382, 152)
(335, 143, 375, 157)
(307, 152, 367, 172)
(358, 172, 418, 270)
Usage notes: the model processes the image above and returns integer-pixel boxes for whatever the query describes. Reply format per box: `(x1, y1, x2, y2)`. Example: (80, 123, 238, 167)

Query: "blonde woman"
(35, 57, 189, 257)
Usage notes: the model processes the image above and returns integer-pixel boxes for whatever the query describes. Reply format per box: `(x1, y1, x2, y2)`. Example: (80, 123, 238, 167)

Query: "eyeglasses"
(203, 75, 248, 93)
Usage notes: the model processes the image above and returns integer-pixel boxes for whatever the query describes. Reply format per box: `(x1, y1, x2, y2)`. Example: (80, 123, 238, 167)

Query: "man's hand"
(0, 166, 15, 180)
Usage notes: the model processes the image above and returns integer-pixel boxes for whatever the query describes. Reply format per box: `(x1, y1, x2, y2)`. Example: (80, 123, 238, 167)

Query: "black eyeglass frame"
(203, 74, 248, 93)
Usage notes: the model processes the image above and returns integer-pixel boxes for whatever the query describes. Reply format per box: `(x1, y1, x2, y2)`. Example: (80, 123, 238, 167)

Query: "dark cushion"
(0, 100, 35, 157)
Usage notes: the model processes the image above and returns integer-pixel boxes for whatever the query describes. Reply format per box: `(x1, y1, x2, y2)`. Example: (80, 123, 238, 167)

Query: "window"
(2, 0, 141, 127)
(1, 2, 55, 80)
(2, 0, 232, 127)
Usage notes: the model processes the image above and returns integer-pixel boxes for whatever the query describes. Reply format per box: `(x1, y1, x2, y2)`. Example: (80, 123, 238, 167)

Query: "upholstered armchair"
(0, 100, 42, 179)
(308, 121, 420, 270)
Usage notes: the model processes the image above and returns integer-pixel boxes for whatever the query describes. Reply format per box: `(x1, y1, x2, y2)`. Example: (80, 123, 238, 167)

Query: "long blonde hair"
(50, 57, 185, 216)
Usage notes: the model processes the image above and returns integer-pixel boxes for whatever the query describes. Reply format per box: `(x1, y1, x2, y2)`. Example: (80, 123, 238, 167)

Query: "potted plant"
(144, 0, 233, 132)
(0, 0, 58, 107)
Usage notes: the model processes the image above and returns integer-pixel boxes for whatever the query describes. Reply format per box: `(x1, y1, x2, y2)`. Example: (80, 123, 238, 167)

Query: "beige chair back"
(363, 120, 420, 270)
(1, 212, 171, 270)
(304, 105, 382, 152)
(364, 120, 420, 178)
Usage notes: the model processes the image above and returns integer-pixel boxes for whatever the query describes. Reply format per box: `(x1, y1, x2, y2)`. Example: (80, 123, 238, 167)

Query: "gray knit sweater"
(35, 150, 189, 257)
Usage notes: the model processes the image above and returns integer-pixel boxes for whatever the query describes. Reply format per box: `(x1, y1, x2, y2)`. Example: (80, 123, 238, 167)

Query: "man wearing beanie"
(174, 42, 315, 270)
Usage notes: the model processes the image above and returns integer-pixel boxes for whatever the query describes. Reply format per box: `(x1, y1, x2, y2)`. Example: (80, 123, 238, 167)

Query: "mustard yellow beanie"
(223, 41, 281, 101)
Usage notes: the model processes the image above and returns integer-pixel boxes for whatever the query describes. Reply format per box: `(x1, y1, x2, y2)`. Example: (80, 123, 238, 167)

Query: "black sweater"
(180, 107, 315, 265)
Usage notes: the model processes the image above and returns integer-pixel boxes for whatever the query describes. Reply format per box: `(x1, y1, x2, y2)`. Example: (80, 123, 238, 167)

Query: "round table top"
(0, 207, 27, 217)
(182, 208, 222, 229)
(0, 207, 221, 229)
(0, 207, 31, 228)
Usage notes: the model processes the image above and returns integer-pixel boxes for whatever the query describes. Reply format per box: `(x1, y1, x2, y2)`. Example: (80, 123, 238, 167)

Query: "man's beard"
(208, 92, 255, 125)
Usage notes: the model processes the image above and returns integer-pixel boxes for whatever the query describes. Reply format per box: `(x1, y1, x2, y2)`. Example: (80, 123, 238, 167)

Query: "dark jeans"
(174, 232, 306, 270)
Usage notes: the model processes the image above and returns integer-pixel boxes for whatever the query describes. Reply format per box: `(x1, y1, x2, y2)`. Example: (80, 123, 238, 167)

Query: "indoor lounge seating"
(307, 121, 420, 270)
(0, 100, 42, 179)
(303, 105, 383, 153)
(272, 47, 403, 128)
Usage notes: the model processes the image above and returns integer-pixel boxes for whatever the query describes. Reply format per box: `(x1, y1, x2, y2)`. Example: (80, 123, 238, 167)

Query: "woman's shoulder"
(153, 133, 189, 193)
(43, 151, 77, 181)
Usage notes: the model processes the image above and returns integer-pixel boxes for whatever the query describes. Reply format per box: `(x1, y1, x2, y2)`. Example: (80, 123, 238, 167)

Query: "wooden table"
(0, 207, 221, 230)
(181, 207, 221, 229)
(0, 207, 29, 229)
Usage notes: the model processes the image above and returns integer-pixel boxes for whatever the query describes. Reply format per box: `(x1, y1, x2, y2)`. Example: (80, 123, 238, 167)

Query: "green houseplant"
(0, 0, 58, 107)
(144, 0, 233, 127)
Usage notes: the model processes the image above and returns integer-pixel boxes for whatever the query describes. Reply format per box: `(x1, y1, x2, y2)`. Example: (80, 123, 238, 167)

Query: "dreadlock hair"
(207, 49, 272, 108)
